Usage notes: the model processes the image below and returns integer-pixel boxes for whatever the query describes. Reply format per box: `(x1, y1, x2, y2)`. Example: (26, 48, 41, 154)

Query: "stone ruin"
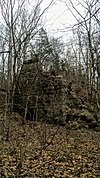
(14, 60, 67, 124)
(13, 59, 100, 130)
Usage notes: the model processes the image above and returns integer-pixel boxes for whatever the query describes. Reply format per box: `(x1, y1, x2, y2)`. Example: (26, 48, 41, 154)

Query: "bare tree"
(64, 0, 100, 106)
(0, 0, 55, 139)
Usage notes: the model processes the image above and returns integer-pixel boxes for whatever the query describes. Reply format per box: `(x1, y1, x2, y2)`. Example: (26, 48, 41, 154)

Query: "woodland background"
(0, 0, 100, 177)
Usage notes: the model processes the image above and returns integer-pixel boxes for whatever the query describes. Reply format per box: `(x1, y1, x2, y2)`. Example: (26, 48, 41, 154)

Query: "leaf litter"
(0, 120, 100, 177)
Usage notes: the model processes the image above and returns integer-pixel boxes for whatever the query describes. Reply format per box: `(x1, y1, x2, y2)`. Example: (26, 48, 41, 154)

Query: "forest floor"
(0, 119, 100, 178)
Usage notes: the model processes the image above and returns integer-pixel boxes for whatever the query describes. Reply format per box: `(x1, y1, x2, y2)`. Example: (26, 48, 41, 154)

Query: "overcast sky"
(40, 0, 86, 41)
(41, 0, 75, 38)
(0, 0, 86, 41)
